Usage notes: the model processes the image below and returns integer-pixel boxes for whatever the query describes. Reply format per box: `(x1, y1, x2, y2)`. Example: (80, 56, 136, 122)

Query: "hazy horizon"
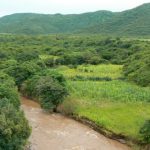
(0, 0, 149, 17)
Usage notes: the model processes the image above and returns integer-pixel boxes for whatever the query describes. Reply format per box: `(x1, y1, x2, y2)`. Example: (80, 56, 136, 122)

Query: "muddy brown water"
(21, 97, 131, 150)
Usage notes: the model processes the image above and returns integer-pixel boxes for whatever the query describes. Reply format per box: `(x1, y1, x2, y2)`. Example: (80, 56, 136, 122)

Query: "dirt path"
(21, 97, 131, 150)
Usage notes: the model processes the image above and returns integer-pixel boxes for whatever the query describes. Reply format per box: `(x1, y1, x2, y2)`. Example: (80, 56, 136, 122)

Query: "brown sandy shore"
(21, 97, 131, 150)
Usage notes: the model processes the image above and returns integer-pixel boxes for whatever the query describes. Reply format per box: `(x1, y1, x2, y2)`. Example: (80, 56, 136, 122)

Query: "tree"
(16, 51, 39, 62)
(0, 100, 31, 150)
(5, 62, 42, 87)
(35, 76, 68, 111)
(0, 84, 20, 108)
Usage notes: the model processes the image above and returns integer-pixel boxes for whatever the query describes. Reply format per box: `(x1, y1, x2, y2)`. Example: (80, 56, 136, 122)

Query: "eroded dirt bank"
(21, 97, 131, 150)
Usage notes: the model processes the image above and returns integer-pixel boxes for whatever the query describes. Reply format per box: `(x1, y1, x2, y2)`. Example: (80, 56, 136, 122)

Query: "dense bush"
(5, 61, 42, 87)
(140, 120, 150, 143)
(123, 48, 150, 87)
(21, 69, 68, 111)
(0, 84, 20, 109)
(0, 100, 31, 150)
(0, 59, 17, 70)
(16, 51, 39, 62)
(21, 75, 40, 99)
(36, 76, 68, 111)
(0, 72, 15, 87)
(0, 73, 31, 149)
(38, 69, 66, 86)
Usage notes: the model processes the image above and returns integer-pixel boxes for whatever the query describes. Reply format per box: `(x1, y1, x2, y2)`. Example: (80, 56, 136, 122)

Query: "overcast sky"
(0, 0, 149, 17)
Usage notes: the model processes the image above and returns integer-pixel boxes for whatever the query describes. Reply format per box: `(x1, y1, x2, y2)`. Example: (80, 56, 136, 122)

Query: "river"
(21, 97, 131, 150)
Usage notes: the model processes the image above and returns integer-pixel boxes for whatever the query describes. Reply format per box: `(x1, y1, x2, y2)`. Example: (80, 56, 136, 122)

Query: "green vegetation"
(0, 72, 31, 149)
(22, 71, 68, 111)
(123, 47, 150, 86)
(57, 64, 123, 80)
(140, 120, 150, 144)
(58, 65, 150, 142)
(67, 80, 150, 103)
(0, 34, 150, 148)
(0, 3, 149, 36)
(60, 80, 150, 140)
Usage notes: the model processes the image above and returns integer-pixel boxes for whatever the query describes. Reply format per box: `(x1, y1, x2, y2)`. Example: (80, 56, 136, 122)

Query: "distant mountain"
(83, 3, 150, 36)
(0, 3, 149, 36)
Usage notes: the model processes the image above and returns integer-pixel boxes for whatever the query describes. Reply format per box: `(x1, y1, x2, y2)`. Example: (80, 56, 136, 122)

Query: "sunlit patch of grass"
(76, 102, 150, 140)
(68, 80, 150, 103)
(58, 64, 150, 141)
(57, 64, 123, 79)
(60, 80, 150, 141)
(39, 54, 59, 60)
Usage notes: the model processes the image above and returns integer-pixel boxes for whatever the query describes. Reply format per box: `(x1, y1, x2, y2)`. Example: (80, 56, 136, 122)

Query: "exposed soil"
(21, 97, 131, 150)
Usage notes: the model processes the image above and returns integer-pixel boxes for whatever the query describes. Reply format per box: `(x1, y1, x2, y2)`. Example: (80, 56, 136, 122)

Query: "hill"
(0, 3, 149, 36)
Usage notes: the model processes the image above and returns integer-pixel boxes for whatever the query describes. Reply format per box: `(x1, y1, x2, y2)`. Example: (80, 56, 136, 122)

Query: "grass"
(77, 102, 150, 140)
(57, 64, 150, 142)
(57, 64, 123, 80)
(39, 54, 59, 60)
(67, 80, 150, 103)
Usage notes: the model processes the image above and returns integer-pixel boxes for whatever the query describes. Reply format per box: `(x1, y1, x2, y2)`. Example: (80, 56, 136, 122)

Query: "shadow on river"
(21, 97, 131, 150)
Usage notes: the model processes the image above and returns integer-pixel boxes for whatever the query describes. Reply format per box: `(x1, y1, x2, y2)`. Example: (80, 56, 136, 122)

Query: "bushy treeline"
(123, 46, 150, 87)
(0, 72, 31, 149)
(21, 69, 68, 111)
(0, 58, 68, 111)
(0, 35, 138, 65)
(0, 35, 149, 88)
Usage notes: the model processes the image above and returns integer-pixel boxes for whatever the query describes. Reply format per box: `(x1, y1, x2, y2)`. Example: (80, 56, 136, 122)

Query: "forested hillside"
(0, 3, 149, 36)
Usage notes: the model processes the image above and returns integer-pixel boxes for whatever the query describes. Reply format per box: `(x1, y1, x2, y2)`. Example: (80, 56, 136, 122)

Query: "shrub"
(44, 58, 55, 67)
(21, 70, 68, 111)
(21, 75, 40, 98)
(140, 120, 150, 144)
(16, 51, 39, 62)
(0, 73, 20, 108)
(123, 49, 150, 87)
(38, 69, 67, 86)
(0, 100, 31, 150)
(0, 72, 15, 87)
(0, 73, 31, 149)
(57, 98, 78, 115)
(0, 84, 20, 108)
(35, 76, 68, 111)
(5, 62, 41, 87)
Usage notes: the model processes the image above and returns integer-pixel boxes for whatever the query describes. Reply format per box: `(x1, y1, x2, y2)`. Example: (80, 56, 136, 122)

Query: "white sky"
(0, 0, 149, 17)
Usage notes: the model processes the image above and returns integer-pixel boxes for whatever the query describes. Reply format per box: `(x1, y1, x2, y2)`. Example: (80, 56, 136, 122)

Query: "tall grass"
(57, 64, 123, 80)
(68, 80, 150, 103)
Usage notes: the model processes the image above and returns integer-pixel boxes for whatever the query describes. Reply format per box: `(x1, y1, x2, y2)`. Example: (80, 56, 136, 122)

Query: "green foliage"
(5, 61, 42, 87)
(21, 75, 40, 99)
(0, 72, 15, 87)
(35, 76, 68, 110)
(38, 69, 67, 86)
(21, 70, 68, 110)
(0, 73, 31, 149)
(123, 47, 150, 86)
(0, 34, 144, 66)
(140, 120, 150, 143)
(16, 50, 39, 62)
(57, 64, 123, 80)
(0, 84, 20, 108)
(0, 3, 149, 36)
(0, 32, 150, 146)
(68, 80, 150, 103)
(0, 100, 31, 150)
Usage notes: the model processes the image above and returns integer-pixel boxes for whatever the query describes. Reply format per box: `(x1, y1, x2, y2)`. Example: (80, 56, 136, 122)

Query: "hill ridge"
(0, 3, 149, 36)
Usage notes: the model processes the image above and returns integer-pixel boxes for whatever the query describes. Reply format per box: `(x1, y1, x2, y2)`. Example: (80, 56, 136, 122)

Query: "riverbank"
(21, 97, 131, 150)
